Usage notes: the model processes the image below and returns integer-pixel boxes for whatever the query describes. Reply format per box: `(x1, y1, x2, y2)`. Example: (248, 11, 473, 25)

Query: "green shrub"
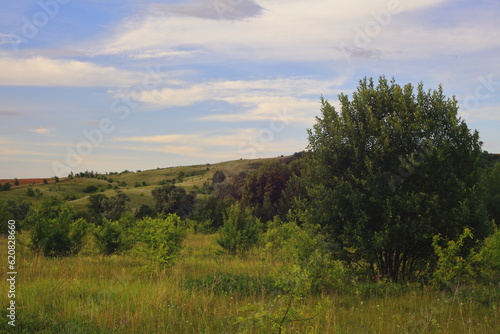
(261, 218, 346, 293)
(135, 204, 155, 219)
(64, 194, 78, 201)
(189, 219, 216, 234)
(0, 200, 14, 235)
(30, 206, 88, 256)
(477, 227, 500, 283)
(83, 185, 98, 193)
(26, 186, 35, 197)
(432, 227, 477, 289)
(94, 219, 124, 255)
(69, 218, 90, 254)
(131, 215, 186, 266)
(216, 203, 261, 254)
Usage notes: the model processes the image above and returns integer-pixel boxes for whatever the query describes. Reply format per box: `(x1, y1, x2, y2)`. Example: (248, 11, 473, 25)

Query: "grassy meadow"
(1, 232, 498, 334)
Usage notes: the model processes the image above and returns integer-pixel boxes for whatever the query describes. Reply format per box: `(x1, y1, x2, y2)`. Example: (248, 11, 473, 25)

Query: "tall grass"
(1, 233, 498, 333)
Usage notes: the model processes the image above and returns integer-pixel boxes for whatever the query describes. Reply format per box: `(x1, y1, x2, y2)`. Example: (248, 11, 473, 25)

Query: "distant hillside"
(0, 156, 289, 213)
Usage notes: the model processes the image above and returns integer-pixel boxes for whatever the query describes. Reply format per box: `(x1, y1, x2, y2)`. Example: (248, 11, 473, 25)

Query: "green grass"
(1, 233, 498, 333)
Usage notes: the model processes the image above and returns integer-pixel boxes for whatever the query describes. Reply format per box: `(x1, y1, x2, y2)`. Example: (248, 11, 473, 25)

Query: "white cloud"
(114, 133, 194, 144)
(87, 0, 464, 62)
(0, 57, 137, 87)
(31, 126, 52, 136)
(136, 84, 210, 107)
(128, 49, 199, 60)
(112, 127, 306, 159)
(114, 129, 259, 146)
(198, 96, 318, 124)
(111, 143, 238, 160)
(135, 77, 344, 123)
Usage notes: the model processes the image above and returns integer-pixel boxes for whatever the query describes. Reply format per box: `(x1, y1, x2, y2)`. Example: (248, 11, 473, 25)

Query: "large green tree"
(306, 76, 488, 282)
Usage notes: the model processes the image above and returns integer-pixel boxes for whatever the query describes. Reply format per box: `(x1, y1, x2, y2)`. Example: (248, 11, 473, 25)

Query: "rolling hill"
(0, 156, 289, 213)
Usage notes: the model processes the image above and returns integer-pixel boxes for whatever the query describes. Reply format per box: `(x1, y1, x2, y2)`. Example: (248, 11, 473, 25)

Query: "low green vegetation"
(0, 77, 499, 333)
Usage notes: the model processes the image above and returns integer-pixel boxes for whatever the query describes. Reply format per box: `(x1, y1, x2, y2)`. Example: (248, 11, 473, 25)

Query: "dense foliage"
(216, 203, 261, 254)
(305, 77, 490, 281)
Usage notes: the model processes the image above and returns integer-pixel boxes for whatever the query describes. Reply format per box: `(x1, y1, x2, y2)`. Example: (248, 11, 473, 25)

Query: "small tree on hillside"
(152, 185, 196, 218)
(26, 186, 35, 197)
(212, 170, 226, 183)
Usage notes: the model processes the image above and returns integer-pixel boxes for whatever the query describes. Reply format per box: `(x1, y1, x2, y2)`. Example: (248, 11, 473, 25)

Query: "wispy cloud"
(128, 49, 199, 60)
(31, 126, 53, 136)
(112, 128, 305, 159)
(139, 78, 345, 113)
(134, 77, 344, 123)
(114, 129, 258, 146)
(0, 57, 137, 87)
(197, 96, 318, 124)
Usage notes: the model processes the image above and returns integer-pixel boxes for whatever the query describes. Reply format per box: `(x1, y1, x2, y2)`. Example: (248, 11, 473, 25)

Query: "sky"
(0, 0, 499, 178)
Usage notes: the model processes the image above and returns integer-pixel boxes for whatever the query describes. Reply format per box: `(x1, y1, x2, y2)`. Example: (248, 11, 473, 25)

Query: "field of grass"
(1, 232, 498, 333)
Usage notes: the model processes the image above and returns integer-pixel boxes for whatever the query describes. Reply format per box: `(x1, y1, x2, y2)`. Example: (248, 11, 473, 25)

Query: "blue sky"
(0, 0, 499, 178)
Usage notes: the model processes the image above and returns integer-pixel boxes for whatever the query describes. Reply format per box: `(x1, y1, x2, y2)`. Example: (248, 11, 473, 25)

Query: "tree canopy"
(306, 76, 489, 281)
